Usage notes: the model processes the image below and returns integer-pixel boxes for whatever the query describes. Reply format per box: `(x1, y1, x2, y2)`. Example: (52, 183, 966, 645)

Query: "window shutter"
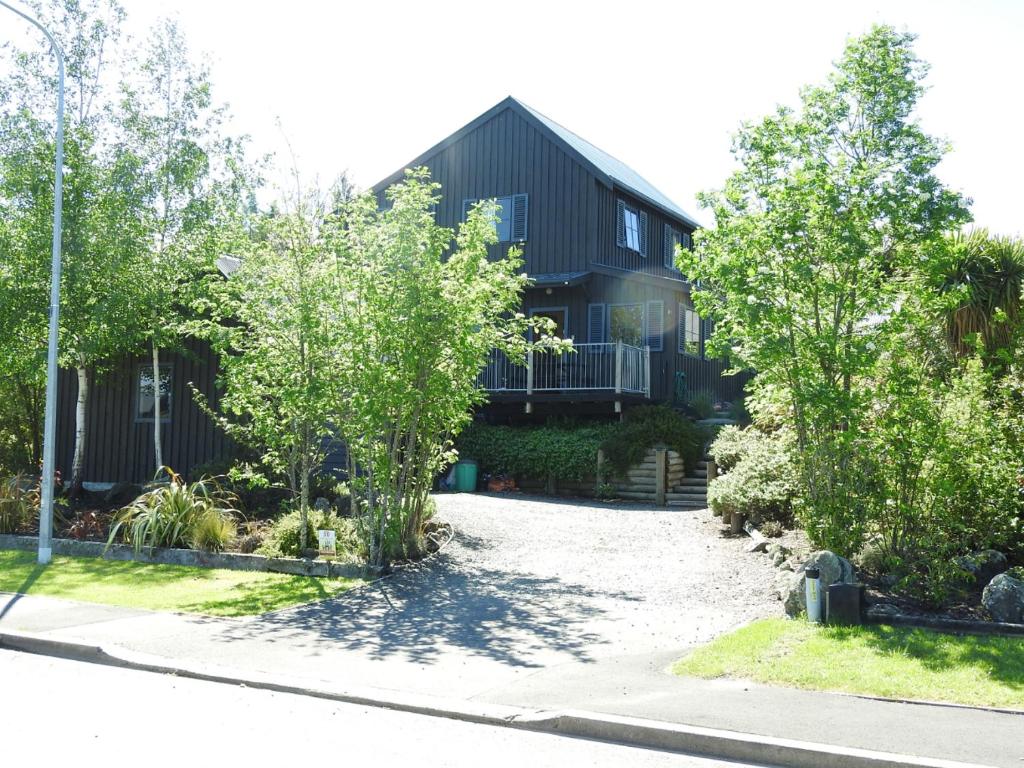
(664, 224, 674, 270)
(639, 211, 649, 256)
(645, 300, 664, 351)
(616, 199, 626, 247)
(677, 303, 686, 354)
(462, 198, 475, 222)
(512, 194, 528, 241)
(702, 317, 714, 358)
(588, 303, 606, 344)
(682, 231, 693, 250)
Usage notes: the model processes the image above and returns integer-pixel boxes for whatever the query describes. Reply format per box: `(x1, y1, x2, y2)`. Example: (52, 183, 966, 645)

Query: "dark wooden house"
(54, 336, 234, 488)
(373, 96, 744, 421)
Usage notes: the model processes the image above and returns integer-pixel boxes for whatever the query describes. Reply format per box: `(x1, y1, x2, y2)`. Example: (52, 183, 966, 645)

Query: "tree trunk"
(299, 426, 310, 553)
(152, 341, 164, 477)
(70, 366, 89, 497)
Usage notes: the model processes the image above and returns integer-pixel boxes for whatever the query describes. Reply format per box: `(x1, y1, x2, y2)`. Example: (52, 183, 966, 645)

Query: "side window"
(616, 199, 648, 256)
(664, 224, 682, 270)
(462, 194, 528, 242)
(137, 365, 172, 422)
(677, 303, 701, 356)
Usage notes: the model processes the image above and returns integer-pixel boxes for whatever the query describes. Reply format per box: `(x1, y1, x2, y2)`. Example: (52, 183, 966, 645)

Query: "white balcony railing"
(479, 342, 650, 397)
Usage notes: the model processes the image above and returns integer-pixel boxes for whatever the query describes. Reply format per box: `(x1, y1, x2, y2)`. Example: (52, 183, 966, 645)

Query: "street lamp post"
(1, 0, 65, 564)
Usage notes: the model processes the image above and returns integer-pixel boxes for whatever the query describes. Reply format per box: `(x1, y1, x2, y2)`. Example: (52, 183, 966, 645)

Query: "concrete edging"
(0, 533, 365, 579)
(0, 628, 992, 768)
(865, 607, 1024, 638)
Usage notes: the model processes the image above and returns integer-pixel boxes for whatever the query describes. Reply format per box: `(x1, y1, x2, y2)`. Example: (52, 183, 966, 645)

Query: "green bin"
(453, 459, 478, 492)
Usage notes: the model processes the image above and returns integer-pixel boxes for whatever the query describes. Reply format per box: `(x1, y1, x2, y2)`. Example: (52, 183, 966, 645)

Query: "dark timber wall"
(375, 99, 749, 409)
(55, 337, 234, 485)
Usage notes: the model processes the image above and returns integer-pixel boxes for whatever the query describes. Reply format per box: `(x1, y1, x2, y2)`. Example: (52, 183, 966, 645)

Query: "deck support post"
(614, 340, 623, 395)
(655, 447, 667, 506)
(526, 348, 534, 396)
(643, 345, 651, 400)
(596, 448, 606, 493)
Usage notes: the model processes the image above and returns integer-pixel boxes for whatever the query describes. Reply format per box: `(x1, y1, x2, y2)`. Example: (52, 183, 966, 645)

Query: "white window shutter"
(645, 300, 664, 351)
(588, 303, 606, 344)
(616, 200, 626, 247)
(512, 194, 528, 241)
(639, 211, 649, 256)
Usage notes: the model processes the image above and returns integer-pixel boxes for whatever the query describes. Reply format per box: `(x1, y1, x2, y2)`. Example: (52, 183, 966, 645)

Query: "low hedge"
(456, 422, 617, 482)
(600, 405, 705, 476)
(456, 406, 705, 483)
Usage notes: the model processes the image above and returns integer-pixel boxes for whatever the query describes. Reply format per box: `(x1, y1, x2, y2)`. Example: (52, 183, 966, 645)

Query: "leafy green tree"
(330, 170, 562, 567)
(121, 18, 253, 475)
(0, 0, 151, 494)
(681, 26, 969, 554)
(198, 189, 341, 553)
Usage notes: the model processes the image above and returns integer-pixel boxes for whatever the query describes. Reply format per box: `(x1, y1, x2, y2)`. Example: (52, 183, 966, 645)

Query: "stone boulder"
(780, 550, 858, 618)
(982, 573, 1024, 624)
(103, 482, 142, 507)
(956, 550, 1008, 588)
(767, 543, 791, 568)
(313, 497, 331, 512)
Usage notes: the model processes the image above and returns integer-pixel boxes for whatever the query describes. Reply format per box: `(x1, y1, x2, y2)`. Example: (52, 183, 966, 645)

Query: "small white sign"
(317, 529, 337, 556)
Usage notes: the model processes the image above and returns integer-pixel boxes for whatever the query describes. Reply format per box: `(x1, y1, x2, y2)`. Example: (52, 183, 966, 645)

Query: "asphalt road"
(0, 649, 764, 768)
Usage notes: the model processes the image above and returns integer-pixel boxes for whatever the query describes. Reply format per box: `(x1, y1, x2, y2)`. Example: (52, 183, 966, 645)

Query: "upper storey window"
(616, 199, 648, 256)
(462, 194, 528, 242)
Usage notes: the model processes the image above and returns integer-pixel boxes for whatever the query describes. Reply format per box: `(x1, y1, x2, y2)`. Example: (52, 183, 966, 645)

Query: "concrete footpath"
(0, 589, 1017, 768)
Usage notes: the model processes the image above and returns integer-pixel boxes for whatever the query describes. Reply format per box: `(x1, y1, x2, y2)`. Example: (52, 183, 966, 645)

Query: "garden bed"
(0, 533, 366, 579)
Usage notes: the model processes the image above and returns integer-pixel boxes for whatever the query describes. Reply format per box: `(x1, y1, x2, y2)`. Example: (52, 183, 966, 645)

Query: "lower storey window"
(137, 365, 172, 421)
(609, 303, 644, 347)
(679, 304, 701, 356)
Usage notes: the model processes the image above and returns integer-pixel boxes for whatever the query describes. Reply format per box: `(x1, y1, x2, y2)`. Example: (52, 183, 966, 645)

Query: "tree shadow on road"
(211, 552, 642, 668)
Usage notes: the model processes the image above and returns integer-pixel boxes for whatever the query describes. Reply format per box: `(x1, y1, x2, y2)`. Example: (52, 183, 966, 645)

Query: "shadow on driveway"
(212, 550, 643, 669)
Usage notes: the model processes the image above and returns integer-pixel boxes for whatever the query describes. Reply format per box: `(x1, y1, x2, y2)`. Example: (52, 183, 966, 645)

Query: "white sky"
(97, 1, 1024, 233)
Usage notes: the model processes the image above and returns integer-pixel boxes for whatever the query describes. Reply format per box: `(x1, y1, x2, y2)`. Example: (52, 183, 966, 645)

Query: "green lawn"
(0, 550, 363, 617)
(673, 618, 1024, 709)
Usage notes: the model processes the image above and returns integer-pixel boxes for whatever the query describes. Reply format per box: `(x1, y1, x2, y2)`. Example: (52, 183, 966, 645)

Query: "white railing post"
(615, 341, 623, 394)
(526, 348, 534, 396)
(644, 345, 651, 399)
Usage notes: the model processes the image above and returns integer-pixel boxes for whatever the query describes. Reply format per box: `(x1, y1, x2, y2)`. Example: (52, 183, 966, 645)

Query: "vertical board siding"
(56, 337, 234, 484)
(377, 107, 594, 277)
(374, 102, 743, 413)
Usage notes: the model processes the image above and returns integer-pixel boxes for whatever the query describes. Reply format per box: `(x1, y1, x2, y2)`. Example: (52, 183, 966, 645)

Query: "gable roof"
(372, 96, 699, 230)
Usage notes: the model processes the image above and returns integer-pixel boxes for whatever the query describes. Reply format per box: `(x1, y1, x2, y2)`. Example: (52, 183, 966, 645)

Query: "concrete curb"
(865, 607, 1024, 638)
(0, 628, 993, 768)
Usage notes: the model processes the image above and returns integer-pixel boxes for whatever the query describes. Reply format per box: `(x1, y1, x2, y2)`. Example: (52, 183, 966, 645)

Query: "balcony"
(480, 342, 651, 400)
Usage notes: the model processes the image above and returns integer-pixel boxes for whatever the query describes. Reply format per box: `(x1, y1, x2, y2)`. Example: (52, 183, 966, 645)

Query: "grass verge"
(0, 550, 362, 617)
(672, 618, 1024, 709)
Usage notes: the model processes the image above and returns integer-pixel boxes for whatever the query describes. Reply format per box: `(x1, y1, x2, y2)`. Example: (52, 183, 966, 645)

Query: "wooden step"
(676, 477, 707, 487)
(616, 490, 657, 501)
(667, 499, 709, 508)
(667, 492, 707, 502)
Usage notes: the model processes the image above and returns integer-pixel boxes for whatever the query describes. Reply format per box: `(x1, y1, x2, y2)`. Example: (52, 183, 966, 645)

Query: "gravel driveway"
(431, 493, 783, 664)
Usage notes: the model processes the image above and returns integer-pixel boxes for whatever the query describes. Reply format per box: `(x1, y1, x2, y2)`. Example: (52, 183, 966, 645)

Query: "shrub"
(456, 421, 617, 482)
(709, 425, 766, 472)
(600, 405, 705, 476)
(107, 469, 240, 553)
(688, 390, 716, 419)
(256, 506, 357, 559)
(0, 474, 39, 534)
(708, 431, 798, 525)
